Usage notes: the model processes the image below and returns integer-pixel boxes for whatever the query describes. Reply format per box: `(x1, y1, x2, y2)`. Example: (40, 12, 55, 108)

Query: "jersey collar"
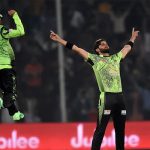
(100, 54, 110, 57)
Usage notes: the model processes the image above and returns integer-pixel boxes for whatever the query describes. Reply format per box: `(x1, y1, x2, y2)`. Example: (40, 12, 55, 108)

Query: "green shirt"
(87, 51, 123, 93)
(0, 12, 25, 70)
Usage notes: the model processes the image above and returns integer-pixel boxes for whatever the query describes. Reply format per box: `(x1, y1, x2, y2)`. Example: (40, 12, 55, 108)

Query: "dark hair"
(93, 39, 105, 52)
(0, 9, 9, 20)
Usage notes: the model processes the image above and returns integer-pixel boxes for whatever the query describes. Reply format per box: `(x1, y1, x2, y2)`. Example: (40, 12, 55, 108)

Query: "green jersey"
(0, 12, 25, 70)
(87, 51, 123, 93)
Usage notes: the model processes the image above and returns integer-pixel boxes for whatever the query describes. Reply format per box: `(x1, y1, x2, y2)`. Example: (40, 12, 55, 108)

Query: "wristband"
(65, 42, 74, 49)
(126, 41, 134, 48)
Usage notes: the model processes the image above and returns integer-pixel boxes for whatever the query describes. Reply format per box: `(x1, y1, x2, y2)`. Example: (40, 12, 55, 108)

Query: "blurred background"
(0, 0, 150, 123)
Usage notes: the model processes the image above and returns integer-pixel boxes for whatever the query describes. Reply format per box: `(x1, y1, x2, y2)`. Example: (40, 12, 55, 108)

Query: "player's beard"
(100, 48, 110, 54)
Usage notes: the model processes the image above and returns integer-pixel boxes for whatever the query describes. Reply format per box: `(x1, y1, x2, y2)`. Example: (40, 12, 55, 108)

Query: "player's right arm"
(50, 31, 88, 60)
(2, 10, 25, 39)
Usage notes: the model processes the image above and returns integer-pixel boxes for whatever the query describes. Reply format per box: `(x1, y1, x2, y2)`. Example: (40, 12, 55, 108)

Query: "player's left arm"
(3, 10, 25, 39)
(121, 28, 139, 59)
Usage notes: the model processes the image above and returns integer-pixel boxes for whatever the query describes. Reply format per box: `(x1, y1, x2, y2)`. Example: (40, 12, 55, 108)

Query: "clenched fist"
(8, 10, 16, 16)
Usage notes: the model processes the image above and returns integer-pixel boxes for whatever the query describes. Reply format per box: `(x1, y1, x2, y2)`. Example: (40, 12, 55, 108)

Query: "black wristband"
(126, 41, 134, 48)
(65, 42, 74, 49)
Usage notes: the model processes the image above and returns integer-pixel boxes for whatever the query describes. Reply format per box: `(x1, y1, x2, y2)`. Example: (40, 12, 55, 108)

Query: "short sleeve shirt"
(87, 51, 123, 93)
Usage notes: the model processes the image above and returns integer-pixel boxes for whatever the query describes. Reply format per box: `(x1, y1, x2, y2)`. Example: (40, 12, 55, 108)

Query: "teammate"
(0, 10, 25, 121)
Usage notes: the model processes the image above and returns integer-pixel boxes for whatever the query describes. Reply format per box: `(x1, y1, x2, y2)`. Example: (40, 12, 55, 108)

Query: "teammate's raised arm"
(121, 27, 139, 59)
(50, 31, 88, 60)
(2, 10, 25, 39)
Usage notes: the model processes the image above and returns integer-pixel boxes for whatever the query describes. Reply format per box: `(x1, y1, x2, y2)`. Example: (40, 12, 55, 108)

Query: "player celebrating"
(50, 27, 139, 150)
(0, 10, 25, 121)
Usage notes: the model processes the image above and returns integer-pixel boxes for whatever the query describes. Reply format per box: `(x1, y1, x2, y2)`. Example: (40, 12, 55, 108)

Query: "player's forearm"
(57, 38, 78, 51)
(129, 36, 136, 43)
(57, 38, 67, 46)
(124, 33, 137, 49)
(57, 39, 88, 59)
(121, 38, 134, 58)
(57, 38, 79, 52)
(124, 35, 136, 51)
(12, 12, 25, 36)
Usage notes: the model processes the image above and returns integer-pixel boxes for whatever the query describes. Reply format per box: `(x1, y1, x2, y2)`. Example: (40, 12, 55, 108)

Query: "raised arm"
(50, 31, 88, 60)
(2, 10, 25, 39)
(121, 28, 139, 59)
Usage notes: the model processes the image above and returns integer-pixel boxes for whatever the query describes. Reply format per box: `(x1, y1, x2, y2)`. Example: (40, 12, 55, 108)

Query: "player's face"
(99, 41, 109, 51)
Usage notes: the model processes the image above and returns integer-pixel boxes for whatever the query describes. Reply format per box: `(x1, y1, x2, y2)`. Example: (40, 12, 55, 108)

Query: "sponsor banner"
(0, 122, 150, 150)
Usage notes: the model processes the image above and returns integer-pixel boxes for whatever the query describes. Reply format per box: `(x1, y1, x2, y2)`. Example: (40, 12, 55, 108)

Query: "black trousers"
(91, 92, 126, 150)
(0, 68, 17, 108)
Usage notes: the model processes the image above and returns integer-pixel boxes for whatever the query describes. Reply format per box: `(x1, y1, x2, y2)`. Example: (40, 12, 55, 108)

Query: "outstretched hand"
(50, 31, 61, 42)
(131, 27, 139, 41)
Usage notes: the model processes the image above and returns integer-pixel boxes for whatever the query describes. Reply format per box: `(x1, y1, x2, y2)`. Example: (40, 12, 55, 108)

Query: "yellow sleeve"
(2, 12, 25, 39)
